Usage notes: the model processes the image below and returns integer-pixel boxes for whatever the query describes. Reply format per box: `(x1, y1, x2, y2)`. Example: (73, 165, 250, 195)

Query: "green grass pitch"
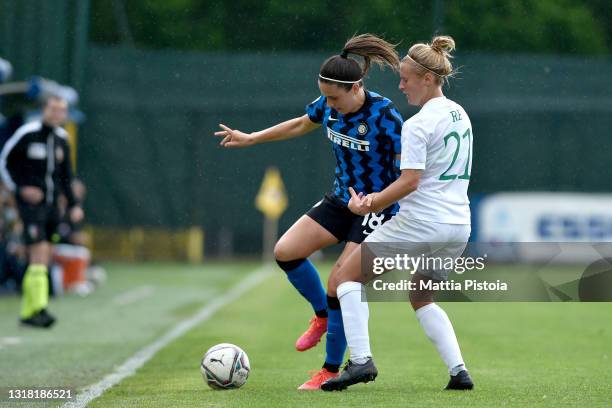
(1, 261, 611, 407)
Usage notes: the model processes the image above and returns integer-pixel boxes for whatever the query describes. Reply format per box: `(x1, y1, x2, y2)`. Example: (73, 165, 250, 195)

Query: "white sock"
(415, 303, 466, 375)
(337, 281, 371, 364)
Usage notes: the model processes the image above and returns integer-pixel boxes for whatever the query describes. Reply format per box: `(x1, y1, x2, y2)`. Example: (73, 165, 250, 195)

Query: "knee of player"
(28, 242, 50, 264)
(273, 241, 292, 262)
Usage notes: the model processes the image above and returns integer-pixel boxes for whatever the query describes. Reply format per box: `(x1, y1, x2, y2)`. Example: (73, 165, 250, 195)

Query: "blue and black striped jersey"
(306, 90, 403, 214)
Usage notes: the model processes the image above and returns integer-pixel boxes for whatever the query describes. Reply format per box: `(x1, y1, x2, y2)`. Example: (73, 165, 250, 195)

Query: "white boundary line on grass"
(111, 285, 155, 306)
(62, 264, 274, 408)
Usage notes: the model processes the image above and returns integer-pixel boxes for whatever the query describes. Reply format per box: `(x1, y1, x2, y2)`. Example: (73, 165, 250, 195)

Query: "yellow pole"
(64, 121, 78, 172)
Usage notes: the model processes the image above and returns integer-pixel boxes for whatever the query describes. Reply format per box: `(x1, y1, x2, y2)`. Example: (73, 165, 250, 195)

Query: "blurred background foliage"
(90, 0, 611, 55)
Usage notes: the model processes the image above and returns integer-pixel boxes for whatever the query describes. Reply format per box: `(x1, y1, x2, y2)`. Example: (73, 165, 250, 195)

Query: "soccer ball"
(200, 343, 250, 389)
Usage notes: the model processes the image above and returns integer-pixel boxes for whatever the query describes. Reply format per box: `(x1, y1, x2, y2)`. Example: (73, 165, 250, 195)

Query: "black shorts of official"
(16, 200, 61, 245)
(306, 193, 393, 244)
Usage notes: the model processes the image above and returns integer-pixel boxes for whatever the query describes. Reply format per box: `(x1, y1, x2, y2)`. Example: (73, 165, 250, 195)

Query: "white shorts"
(364, 214, 471, 281)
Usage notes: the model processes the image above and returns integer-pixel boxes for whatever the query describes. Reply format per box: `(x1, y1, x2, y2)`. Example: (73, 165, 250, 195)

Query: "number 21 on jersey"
(439, 127, 472, 181)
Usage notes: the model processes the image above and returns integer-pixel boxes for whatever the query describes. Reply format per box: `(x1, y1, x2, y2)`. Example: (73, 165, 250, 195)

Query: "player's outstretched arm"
(215, 114, 320, 148)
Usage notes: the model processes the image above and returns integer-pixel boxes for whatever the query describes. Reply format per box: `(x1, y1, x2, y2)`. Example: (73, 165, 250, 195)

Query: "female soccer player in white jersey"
(321, 35, 475, 391)
(215, 35, 404, 389)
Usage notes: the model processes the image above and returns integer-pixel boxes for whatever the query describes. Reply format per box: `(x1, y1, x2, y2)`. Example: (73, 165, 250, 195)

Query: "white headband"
(403, 55, 444, 77)
(318, 74, 363, 84)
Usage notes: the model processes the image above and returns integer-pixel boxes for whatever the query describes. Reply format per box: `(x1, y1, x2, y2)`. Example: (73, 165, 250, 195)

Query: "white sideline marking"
(0, 336, 22, 350)
(112, 285, 155, 306)
(62, 264, 273, 408)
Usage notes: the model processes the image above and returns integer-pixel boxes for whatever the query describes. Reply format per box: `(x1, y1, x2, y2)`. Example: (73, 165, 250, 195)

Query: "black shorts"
(306, 193, 393, 243)
(16, 200, 61, 245)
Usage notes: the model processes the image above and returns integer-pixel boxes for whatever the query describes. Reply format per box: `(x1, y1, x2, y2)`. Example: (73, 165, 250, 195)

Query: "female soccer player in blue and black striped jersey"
(322, 36, 474, 392)
(215, 34, 403, 390)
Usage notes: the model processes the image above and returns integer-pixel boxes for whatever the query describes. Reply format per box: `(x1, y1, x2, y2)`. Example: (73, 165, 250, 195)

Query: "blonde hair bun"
(430, 36, 455, 55)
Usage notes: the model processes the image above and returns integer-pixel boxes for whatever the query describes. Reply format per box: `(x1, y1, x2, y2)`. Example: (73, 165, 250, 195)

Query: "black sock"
(275, 258, 306, 272)
(318, 296, 338, 319)
(323, 362, 340, 373)
(327, 295, 340, 310)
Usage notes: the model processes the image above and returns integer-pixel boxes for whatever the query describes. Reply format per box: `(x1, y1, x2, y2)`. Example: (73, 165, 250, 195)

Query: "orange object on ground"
(53, 244, 90, 290)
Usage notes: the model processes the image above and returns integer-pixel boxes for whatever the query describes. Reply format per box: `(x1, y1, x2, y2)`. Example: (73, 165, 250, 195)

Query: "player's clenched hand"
(215, 124, 255, 148)
(348, 187, 370, 216)
(70, 206, 84, 224)
(19, 186, 44, 204)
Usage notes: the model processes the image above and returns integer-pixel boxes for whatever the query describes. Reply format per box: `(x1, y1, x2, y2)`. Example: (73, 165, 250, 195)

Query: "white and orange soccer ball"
(200, 343, 250, 390)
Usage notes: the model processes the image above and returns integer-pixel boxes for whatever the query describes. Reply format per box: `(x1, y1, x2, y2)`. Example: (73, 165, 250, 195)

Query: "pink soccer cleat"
(295, 316, 327, 352)
(298, 368, 339, 390)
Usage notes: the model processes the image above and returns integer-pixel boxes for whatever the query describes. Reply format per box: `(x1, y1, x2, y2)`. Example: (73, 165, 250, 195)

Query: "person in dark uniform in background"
(0, 95, 84, 328)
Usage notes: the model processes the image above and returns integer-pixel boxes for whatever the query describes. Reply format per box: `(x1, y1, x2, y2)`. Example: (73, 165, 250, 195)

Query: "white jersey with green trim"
(398, 96, 472, 225)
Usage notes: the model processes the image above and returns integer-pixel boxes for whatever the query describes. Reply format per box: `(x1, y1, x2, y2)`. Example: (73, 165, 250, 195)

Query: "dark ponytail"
(319, 34, 400, 91)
